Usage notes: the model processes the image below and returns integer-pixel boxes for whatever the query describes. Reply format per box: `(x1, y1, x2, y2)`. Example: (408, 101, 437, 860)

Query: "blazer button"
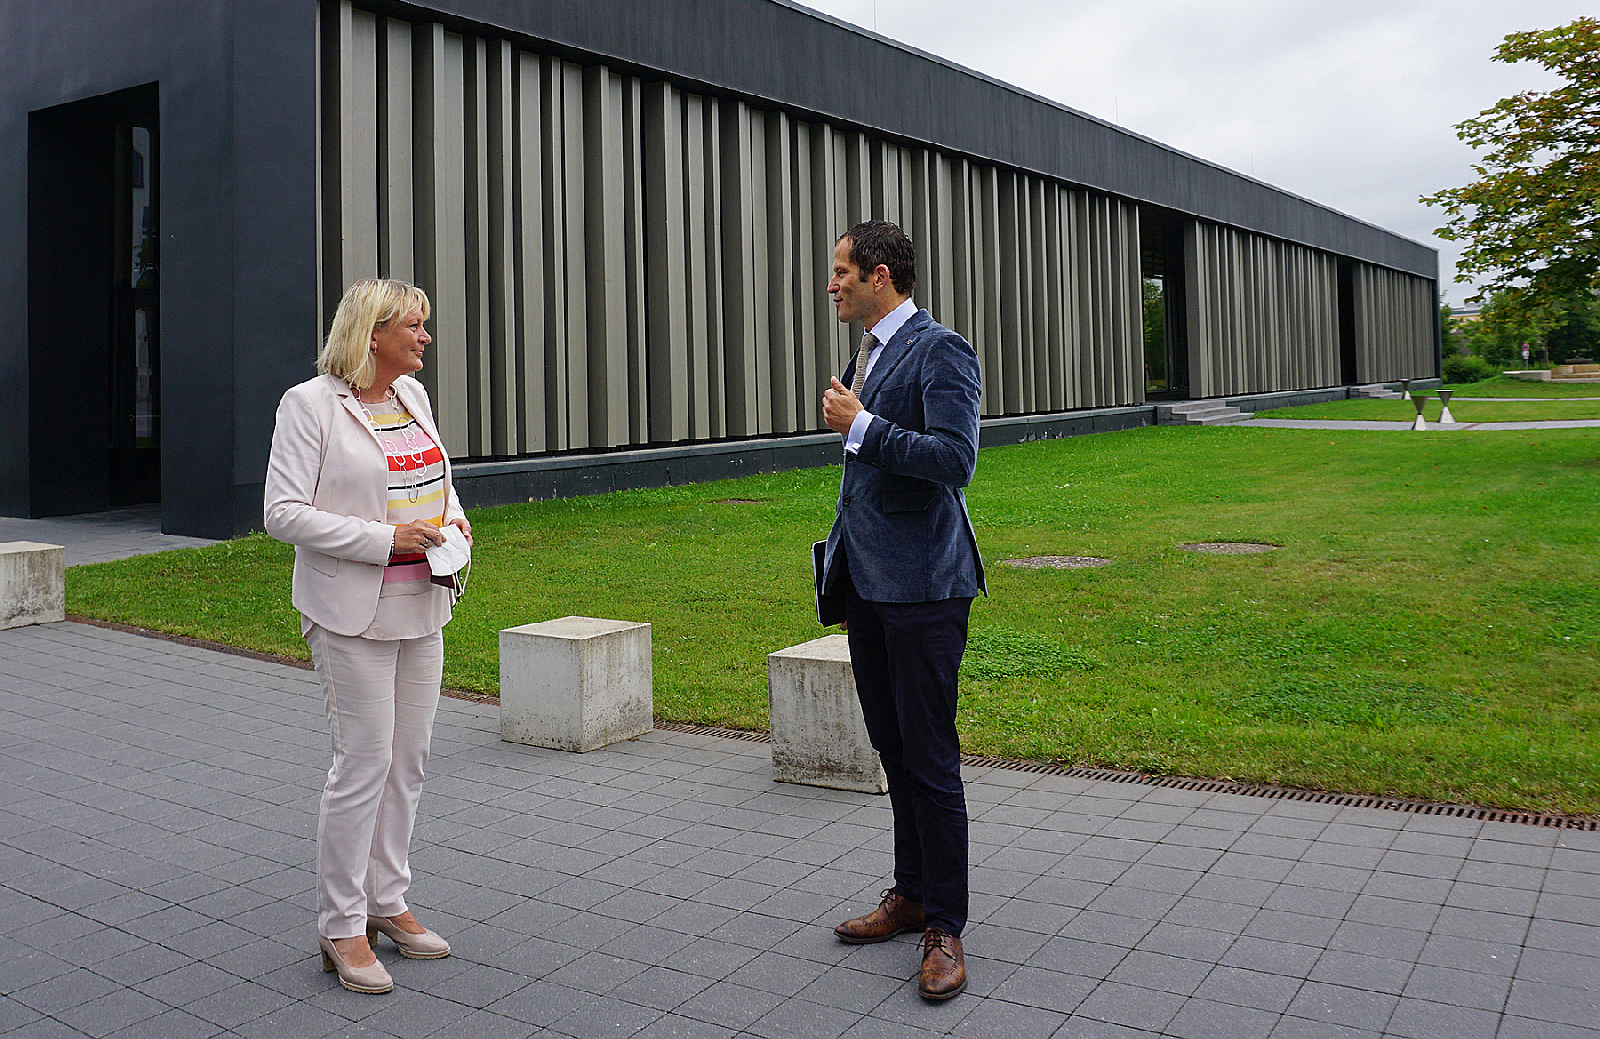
(841, 495, 851, 506)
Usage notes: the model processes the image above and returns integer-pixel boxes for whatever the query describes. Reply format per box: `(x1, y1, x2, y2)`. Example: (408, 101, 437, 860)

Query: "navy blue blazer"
(821, 309, 986, 603)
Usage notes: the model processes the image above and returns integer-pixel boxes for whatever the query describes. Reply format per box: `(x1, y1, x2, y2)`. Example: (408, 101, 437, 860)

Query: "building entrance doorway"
(28, 84, 160, 514)
(1139, 206, 1188, 400)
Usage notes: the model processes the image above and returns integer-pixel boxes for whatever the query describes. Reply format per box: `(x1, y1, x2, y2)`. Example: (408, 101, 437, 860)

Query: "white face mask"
(425, 524, 471, 577)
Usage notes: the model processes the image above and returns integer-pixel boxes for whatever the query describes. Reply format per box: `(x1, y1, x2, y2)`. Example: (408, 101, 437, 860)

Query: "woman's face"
(370, 307, 430, 383)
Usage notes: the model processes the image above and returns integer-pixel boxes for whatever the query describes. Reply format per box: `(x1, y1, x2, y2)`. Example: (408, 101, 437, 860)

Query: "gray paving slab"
(3, 620, 1599, 1038)
(4, 505, 1600, 1037)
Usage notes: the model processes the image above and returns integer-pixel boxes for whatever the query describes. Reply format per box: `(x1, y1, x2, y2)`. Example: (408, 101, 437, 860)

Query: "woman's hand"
(392, 520, 444, 555)
(448, 517, 473, 547)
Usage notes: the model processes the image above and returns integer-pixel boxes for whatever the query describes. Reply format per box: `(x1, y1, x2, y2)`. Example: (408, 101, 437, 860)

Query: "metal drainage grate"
(661, 723, 1599, 831)
(655, 720, 772, 743)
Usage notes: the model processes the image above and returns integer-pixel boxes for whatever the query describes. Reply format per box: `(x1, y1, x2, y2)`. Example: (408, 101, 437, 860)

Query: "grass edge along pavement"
(1258, 397, 1600, 422)
(1255, 373, 1600, 422)
(67, 422, 1600, 816)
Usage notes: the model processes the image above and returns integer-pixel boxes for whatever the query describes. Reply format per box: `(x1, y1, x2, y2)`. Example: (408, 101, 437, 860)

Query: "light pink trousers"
(306, 624, 443, 939)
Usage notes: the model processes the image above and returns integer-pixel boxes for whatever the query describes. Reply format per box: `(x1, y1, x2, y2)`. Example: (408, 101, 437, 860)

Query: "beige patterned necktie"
(850, 332, 876, 397)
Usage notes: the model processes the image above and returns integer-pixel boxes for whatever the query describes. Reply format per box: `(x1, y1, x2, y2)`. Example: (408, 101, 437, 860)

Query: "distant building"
(1, 0, 1440, 538)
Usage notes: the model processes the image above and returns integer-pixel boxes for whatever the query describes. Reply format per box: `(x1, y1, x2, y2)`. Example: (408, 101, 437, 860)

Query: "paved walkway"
(0, 506, 218, 566)
(3, 511, 1599, 1039)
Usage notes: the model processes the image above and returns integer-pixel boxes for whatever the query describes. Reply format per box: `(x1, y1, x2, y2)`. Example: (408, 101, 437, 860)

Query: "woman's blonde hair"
(317, 279, 432, 389)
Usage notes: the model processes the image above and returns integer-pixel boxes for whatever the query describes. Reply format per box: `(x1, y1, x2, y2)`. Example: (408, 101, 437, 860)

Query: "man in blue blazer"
(820, 220, 985, 1001)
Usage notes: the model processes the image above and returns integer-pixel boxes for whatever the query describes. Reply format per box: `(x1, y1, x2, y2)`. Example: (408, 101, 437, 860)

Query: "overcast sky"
(791, 0, 1591, 308)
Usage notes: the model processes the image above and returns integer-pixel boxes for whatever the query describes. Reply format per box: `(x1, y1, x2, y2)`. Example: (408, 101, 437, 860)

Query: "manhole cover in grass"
(1180, 542, 1278, 554)
(1002, 555, 1112, 569)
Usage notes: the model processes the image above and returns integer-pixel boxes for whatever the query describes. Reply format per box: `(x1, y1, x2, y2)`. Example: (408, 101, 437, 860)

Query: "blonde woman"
(265, 279, 471, 993)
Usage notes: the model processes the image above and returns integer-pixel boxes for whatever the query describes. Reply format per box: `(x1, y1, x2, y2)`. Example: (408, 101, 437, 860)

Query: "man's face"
(827, 237, 875, 327)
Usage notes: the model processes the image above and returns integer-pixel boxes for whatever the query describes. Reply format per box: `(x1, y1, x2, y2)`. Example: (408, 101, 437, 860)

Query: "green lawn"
(1444, 375, 1600, 398)
(1253, 376, 1600, 422)
(1255, 397, 1600, 422)
(68, 424, 1600, 814)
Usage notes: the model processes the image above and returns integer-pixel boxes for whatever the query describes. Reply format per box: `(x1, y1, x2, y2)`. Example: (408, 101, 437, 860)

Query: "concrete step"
(1154, 401, 1250, 426)
(1350, 383, 1404, 399)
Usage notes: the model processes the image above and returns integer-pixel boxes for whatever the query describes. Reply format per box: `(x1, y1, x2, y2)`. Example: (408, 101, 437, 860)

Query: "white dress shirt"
(844, 297, 917, 454)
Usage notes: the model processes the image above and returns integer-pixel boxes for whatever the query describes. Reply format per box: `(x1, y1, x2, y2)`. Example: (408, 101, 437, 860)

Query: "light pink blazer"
(264, 373, 465, 637)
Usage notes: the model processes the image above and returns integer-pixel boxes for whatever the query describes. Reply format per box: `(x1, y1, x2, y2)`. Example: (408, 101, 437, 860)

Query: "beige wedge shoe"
(319, 935, 393, 993)
(367, 915, 451, 959)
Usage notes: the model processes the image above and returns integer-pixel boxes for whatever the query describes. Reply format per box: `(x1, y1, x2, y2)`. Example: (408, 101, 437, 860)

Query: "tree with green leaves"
(1423, 17, 1600, 328)
(1463, 291, 1549, 367)
(1454, 288, 1600, 367)
(1439, 302, 1463, 357)
(1545, 288, 1600, 361)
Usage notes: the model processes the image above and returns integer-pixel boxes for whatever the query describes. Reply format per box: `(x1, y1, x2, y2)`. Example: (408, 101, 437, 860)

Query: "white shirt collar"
(867, 297, 917, 347)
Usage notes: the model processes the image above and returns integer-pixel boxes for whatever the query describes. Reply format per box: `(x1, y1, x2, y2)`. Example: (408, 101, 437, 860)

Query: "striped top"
(360, 399, 453, 640)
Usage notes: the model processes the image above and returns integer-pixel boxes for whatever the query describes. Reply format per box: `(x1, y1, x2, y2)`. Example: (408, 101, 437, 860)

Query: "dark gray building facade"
(1, 0, 1439, 538)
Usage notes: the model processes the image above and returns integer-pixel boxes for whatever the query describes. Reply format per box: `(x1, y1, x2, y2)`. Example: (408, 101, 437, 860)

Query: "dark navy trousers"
(842, 579, 972, 936)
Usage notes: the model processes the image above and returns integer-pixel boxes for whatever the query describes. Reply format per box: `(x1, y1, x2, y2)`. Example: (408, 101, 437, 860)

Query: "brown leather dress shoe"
(918, 928, 966, 1000)
(834, 889, 925, 944)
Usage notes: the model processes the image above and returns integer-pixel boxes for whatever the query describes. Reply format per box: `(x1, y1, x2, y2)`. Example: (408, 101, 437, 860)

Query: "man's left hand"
(823, 377, 863, 434)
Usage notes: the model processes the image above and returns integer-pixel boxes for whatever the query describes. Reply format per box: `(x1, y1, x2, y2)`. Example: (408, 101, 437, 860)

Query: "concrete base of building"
(294, 383, 1434, 523)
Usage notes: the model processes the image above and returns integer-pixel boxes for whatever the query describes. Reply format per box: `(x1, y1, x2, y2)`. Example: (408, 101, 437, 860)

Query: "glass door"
(109, 122, 159, 505)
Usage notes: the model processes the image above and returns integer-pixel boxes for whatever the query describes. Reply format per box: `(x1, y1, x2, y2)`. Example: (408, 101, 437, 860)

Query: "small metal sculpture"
(1437, 388, 1456, 424)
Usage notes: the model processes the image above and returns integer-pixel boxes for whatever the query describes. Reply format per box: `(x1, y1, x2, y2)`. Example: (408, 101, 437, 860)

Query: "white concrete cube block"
(768, 634, 887, 794)
(500, 616, 652, 752)
(0, 541, 66, 630)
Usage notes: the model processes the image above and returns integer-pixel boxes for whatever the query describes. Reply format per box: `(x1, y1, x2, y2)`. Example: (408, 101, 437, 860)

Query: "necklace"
(352, 385, 427, 503)
(355, 384, 395, 407)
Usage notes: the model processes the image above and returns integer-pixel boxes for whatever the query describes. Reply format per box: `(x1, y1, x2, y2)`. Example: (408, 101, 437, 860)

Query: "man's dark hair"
(841, 220, 916, 297)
